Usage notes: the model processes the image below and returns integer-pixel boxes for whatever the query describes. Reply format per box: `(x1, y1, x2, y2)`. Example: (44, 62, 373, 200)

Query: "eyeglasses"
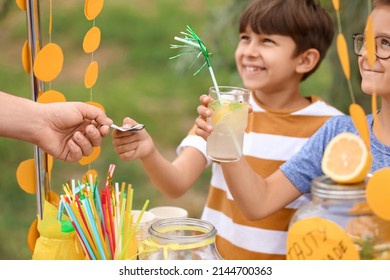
(353, 33, 390, 60)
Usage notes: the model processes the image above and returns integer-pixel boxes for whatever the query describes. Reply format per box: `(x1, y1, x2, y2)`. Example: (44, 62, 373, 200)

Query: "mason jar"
(138, 217, 223, 260)
(289, 175, 390, 260)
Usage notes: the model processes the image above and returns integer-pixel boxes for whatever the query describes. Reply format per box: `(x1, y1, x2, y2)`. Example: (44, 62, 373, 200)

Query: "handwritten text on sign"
(286, 217, 359, 260)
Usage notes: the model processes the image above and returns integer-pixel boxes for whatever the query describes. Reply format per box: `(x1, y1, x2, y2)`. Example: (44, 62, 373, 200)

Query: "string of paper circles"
(15, 0, 106, 254)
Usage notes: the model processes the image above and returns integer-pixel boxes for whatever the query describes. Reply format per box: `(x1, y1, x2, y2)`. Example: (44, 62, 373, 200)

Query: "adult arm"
(0, 91, 112, 161)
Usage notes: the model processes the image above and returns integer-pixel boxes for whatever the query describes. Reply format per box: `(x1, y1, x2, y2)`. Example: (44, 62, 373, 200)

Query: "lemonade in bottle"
(206, 86, 250, 162)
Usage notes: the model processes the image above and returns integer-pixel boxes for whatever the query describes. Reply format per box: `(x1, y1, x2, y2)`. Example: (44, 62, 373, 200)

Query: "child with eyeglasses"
(353, 33, 390, 60)
(195, 0, 390, 247)
(113, 0, 342, 259)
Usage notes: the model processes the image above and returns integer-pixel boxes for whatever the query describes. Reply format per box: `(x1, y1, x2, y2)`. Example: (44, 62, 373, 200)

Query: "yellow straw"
(120, 182, 126, 201)
(126, 184, 133, 214)
(123, 186, 133, 248)
(114, 197, 127, 259)
(119, 199, 150, 260)
(62, 183, 74, 201)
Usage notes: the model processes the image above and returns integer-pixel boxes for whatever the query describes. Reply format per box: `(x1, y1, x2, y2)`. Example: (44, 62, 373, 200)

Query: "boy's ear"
(296, 48, 320, 74)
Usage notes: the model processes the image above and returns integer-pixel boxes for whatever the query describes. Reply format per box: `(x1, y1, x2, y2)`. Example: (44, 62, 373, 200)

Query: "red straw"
(71, 220, 93, 260)
(101, 191, 114, 259)
(105, 164, 116, 254)
(75, 196, 93, 239)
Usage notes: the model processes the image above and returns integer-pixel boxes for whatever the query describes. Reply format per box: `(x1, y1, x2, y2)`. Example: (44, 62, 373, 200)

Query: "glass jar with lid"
(289, 175, 390, 260)
(138, 217, 223, 260)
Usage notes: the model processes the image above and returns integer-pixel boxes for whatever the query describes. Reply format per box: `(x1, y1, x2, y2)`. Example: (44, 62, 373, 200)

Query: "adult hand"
(34, 102, 113, 161)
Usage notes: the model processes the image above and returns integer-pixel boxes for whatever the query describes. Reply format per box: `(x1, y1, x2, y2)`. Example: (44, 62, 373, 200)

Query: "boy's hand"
(195, 93, 253, 141)
(195, 94, 214, 140)
(112, 117, 154, 161)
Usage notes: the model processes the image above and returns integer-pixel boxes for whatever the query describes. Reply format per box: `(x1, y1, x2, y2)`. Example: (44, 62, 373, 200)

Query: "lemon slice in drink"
(212, 106, 231, 124)
(211, 101, 245, 125)
(321, 132, 372, 184)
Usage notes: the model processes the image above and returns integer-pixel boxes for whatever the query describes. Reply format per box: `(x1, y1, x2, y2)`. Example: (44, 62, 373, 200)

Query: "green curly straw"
(170, 24, 221, 101)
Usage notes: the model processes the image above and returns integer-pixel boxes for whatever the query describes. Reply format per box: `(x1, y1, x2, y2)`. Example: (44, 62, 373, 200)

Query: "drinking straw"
(108, 164, 116, 178)
(56, 199, 64, 221)
(83, 196, 104, 256)
(62, 182, 74, 201)
(171, 25, 221, 101)
(106, 194, 116, 256)
(82, 197, 107, 260)
(118, 208, 134, 260)
(97, 164, 115, 257)
(102, 164, 116, 256)
(120, 182, 126, 204)
(87, 192, 110, 258)
(78, 199, 101, 258)
(101, 191, 115, 258)
(114, 182, 121, 251)
(74, 195, 92, 239)
(122, 185, 133, 256)
(114, 196, 127, 259)
(59, 164, 146, 260)
(114, 182, 121, 243)
(71, 179, 77, 196)
(114, 182, 127, 256)
(69, 218, 93, 260)
(123, 185, 133, 231)
(61, 195, 96, 260)
(118, 199, 150, 260)
(92, 179, 104, 223)
(68, 197, 99, 258)
(126, 184, 133, 214)
(88, 173, 95, 196)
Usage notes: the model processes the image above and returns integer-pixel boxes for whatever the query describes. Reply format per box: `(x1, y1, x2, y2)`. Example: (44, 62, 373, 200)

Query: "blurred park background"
(0, 0, 371, 259)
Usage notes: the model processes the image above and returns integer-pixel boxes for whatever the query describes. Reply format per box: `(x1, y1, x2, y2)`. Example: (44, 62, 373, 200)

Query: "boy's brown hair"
(374, 0, 390, 7)
(239, 0, 334, 80)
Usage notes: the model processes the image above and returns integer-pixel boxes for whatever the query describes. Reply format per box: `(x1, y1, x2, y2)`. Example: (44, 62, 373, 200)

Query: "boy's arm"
(221, 159, 302, 220)
(140, 145, 207, 198)
(113, 117, 207, 198)
(196, 94, 302, 220)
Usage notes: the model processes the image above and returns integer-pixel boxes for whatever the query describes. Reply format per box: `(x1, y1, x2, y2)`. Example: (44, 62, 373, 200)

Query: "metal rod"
(25, 0, 50, 219)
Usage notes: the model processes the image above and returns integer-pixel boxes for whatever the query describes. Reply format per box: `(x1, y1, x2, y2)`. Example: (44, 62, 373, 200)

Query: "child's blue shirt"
(280, 114, 390, 193)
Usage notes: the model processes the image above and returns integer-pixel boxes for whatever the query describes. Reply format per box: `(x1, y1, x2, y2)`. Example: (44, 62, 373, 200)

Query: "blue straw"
(93, 182, 104, 223)
(82, 198, 107, 260)
(61, 196, 96, 260)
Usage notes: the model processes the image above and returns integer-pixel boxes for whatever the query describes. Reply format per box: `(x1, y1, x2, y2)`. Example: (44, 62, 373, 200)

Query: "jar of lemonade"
(289, 175, 390, 259)
(138, 218, 222, 260)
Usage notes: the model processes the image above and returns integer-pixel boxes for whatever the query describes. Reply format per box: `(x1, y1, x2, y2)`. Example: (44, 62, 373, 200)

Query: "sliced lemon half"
(321, 132, 372, 184)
